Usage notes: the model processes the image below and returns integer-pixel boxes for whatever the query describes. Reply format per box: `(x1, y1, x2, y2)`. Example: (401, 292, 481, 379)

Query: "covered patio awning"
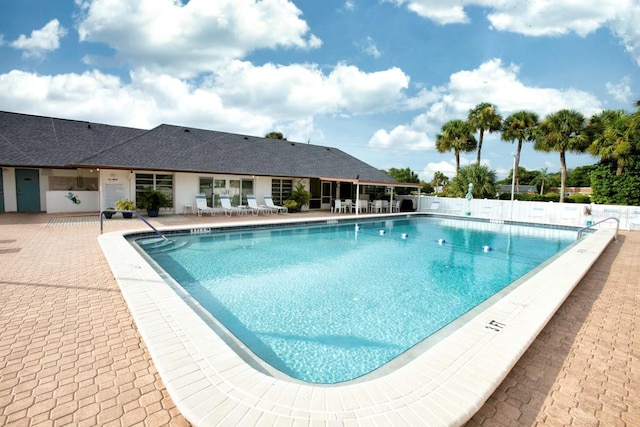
(318, 177, 423, 189)
(319, 177, 423, 215)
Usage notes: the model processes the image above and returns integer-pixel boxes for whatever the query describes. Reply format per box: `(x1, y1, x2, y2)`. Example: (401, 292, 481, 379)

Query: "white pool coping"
(98, 216, 616, 426)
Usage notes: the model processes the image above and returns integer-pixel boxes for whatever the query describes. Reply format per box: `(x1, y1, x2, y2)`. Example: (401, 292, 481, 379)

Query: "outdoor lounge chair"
(246, 195, 270, 215)
(220, 195, 247, 217)
(263, 195, 287, 214)
(195, 194, 216, 217)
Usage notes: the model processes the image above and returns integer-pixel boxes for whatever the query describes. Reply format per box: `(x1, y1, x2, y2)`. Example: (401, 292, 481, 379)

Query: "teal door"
(0, 172, 4, 212)
(16, 169, 41, 212)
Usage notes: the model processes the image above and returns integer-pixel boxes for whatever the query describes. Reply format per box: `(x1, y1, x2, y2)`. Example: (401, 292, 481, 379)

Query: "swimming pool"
(100, 213, 615, 425)
(133, 216, 575, 384)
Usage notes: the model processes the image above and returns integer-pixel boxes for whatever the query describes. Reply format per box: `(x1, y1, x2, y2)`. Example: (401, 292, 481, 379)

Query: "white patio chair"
(628, 209, 640, 230)
(263, 195, 287, 214)
(560, 206, 579, 225)
(195, 194, 216, 217)
(371, 200, 382, 213)
(246, 195, 270, 215)
(220, 195, 246, 217)
(344, 199, 353, 213)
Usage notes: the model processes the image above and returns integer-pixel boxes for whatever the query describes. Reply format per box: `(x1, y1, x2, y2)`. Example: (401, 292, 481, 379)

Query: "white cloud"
(0, 60, 411, 138)
(390, 1, 640, 65)
(605, 77, 632, 103)
(76, 0, 321, 77)
(210, 61, 410, 117)
(344, 1, 356, 11)
(367, 58, 602, 155)
(0, 69, 274, 133)
(421, 160, 456, 181)
(369, 125, 433, 151)
(362, 37, 381, 58)
(387, 0, 468, 25)
(10, 19, 67, 58)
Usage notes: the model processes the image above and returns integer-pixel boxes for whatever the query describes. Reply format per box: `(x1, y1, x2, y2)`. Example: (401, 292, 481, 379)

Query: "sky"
(1, 0, 639, 181)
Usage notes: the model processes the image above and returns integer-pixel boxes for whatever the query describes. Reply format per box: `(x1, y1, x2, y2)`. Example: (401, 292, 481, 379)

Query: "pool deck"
(0, 211, 638, 426)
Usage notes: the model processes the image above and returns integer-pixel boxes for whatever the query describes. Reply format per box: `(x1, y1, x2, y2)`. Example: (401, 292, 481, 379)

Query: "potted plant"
(289, 181, 312, 211)
(103, 207, 115, 219)
(115, 199, 136, 218)
(283, 199, 298, 213)
(138, 187, 170, 217)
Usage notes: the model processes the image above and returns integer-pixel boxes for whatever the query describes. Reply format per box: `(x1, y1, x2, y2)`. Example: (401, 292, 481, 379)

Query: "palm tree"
(448, 164, 497, 199)
(432, 171, 449, 193)
(468, 102, 502, 165)
(538, 167, 548, 195)
(436, 119, 477, 175)
(586, 110, 633, 175)
(501, 110, 539, 192)
(631, 99, 640, 134)
(534, 109, 589, 202)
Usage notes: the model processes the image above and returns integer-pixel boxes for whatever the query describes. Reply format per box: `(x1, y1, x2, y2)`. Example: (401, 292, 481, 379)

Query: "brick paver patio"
(0, 212, 637, 426)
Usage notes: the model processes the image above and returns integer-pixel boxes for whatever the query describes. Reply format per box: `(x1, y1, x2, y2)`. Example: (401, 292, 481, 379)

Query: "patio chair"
(246, 195, 270, 215)
(344, 199, 353, 213)
(263, 195, 287, 214)
(195, 194, 216, 217)
(628, 209, 640, 230)
(371, 200, 382, 213)
(334, 200, 346, 213)
(560, 206, 579, 225)
(356, 199, 368, 213)
(220, 195, 247, 217)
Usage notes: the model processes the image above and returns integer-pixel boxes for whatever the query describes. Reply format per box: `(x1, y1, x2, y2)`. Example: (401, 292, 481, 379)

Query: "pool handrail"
(577, 216, 619, 240)
(99, 209, 168, 241)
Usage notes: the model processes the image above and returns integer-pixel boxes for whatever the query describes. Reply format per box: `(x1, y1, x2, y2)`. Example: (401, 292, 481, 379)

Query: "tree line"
(427, 100, 640, 204)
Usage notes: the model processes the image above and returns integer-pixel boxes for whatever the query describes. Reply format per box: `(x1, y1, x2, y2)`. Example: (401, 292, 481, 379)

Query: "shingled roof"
(1, 111, 396, 183)
(0, 111, 145, 168)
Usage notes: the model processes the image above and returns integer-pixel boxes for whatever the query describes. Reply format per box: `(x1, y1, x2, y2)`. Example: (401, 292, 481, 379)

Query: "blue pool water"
(135, 216, 575, 384)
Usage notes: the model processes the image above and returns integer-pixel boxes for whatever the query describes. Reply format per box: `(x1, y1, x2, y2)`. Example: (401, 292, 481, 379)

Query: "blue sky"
(1, 0, 639, 181)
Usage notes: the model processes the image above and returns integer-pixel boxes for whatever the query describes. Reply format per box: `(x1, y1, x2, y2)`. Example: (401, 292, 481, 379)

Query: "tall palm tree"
(501, 110, 539, 192)
(534, 109, 589, 202)
(468, 102, 502, 165)
(436, 119, 477, 175)
(586, 110, 633, 175)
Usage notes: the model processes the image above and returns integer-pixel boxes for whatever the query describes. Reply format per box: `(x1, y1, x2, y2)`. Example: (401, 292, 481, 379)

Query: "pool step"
(138, 238, 189, 254)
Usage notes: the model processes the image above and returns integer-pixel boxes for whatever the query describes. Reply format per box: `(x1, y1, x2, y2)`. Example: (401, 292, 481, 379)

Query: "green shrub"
(567, 194, 591, 204)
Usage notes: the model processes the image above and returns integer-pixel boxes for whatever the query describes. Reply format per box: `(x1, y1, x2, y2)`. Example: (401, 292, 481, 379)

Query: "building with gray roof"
(0, 110, 412, 214)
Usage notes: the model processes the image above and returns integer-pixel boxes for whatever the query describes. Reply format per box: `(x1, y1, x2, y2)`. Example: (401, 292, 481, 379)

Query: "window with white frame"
(135, 173, 174, 208)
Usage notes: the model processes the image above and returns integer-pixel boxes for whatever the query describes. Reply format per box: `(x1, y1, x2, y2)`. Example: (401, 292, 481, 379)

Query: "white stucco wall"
(175, 172, 198, 214)
(1, 168, 17, 212)
(46, 191, 100, 213)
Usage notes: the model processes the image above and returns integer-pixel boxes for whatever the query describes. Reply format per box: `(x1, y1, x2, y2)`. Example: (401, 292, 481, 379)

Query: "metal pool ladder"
(577, 216, 619, 240)
(99, 210, 168, 241)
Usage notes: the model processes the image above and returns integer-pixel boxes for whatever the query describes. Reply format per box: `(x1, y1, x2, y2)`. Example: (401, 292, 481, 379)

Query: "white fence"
(405, 196, 640, 231)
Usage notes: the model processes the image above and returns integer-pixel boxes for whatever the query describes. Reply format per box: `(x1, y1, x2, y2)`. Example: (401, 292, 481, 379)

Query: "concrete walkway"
(0, 212, 637, 426)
